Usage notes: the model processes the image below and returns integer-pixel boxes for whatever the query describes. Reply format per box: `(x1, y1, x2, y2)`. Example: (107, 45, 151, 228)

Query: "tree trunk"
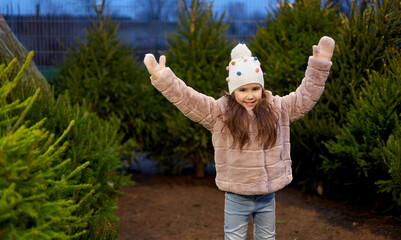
(0, 14, 49, 92)
(194, 154, 205, 178)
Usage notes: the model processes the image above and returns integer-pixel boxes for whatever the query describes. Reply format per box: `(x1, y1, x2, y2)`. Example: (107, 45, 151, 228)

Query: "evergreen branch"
(51, 158, 71, 174)
(21, 193, 47, 203)
(42, 120, 75, 158)
(54, 183, 92, 192)
(34, 141, 69, 173)
(67, 229, 87, 239)
(42, 133, 55, 151)
(0, 183, 21, 218)
(25, 130, 47, 165)
(0, 99, 22, 115)
(76, 189, 96, 208)
(11, 89, 40, 132)
(0, 58, 16, 79)
(12, 51, 34, 86)
(0, 116, 18, 128)
(66, 161, 90, 181)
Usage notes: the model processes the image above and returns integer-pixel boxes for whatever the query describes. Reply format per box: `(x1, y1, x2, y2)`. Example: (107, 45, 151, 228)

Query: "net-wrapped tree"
(0, 14, 49, 92)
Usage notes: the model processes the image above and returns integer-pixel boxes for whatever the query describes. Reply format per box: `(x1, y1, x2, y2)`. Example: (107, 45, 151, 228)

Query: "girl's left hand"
(313, 36, 335, 61)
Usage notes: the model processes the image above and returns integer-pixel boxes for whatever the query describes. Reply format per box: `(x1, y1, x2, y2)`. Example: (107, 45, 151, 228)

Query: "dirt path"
(115, 175, 401, 240)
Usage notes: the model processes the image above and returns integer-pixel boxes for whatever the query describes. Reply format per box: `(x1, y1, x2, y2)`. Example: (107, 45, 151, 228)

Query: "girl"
(144, 36, 335, 240)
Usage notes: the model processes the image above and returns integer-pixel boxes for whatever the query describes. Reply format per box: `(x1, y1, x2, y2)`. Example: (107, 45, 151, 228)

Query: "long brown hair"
(223, 90, 279, 149)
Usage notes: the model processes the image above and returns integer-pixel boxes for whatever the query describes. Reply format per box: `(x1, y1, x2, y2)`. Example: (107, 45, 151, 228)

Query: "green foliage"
(325, 49, 401, 208)
(250, 1, 401, 208)
(328, 0, 401, 116)
(0, 53, 88, 239)
(376, 124, 401, 208)
(4, 51, 131, 238)
(319, 0, 401, 203)
(149, 0, 233, 176)
(250, 0, 339, 95)
(250, 0, 341, 190)
(46, 95, 129, 239)
(52, 1, 149, 146)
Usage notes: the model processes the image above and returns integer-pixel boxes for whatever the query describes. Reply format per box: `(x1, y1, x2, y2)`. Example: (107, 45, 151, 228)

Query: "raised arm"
(143, 54, 219, 130)
(280, 36, 335, 122)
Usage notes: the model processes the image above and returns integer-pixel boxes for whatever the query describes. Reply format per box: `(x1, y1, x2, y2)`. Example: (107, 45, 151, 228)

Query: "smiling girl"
(144, 37, 335, 240)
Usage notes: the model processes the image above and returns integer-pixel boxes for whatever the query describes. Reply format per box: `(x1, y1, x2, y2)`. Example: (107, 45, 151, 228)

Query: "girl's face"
(233, 83, 263, 110)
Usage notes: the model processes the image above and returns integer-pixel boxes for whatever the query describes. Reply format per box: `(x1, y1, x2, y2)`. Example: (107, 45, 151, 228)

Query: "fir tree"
(52, 0, 149, 146)
(0, 53, 89, 239)
(24, 80, 130, 239)
(250, 0, 340, 191)
(250, 0, 340, 95)
(319, 0, 401, 202)
(325, 48, 401, 209)
(150, 0, 233, 177)
(2, 2, 133, 235)
(377, 123, 401, 209)
(9, 54, 132, 239)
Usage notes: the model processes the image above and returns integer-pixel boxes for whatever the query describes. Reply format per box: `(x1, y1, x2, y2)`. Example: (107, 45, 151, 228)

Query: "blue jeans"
(224, 192, 275, 240)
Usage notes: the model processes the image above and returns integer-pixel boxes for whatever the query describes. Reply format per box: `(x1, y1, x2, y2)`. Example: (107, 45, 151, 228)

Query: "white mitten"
(312, 36, 335, 62)
(143, 54, 166, 79)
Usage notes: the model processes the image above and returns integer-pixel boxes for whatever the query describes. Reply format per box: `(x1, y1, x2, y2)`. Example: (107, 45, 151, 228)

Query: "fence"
(1, 0, 278, 67)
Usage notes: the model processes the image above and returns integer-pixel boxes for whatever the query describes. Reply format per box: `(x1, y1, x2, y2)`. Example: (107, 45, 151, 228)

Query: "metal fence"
(2, 0, 278, 67)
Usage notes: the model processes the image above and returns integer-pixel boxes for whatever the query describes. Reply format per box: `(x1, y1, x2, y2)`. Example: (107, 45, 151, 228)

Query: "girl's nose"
(246, 92, 254, 99)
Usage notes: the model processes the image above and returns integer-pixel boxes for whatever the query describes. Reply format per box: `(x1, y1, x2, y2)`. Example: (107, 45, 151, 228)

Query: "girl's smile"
(233, 83, 263, 110)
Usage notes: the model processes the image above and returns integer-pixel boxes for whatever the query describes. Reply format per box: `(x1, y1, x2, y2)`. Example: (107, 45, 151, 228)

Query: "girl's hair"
(223, 90, 279, 149)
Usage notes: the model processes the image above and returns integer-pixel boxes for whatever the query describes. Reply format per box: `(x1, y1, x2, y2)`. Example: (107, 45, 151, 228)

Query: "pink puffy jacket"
(150, 56, 332, 195)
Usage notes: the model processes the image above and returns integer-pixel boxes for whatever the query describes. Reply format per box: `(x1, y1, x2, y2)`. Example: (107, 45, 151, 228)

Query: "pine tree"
(8, 54, 132, 239)
(377, 122, 401, 208)
(23, 79, 130, 239)
(0, 53, 89, 239)
(250, 0, 340, 191)
(52, 0, 150, 146)
(149, 0, 233, 177)
(2, 2, 133, 235)
(319, 0, 401, 201)
(250, 0, 340, 95)
(325, 48, 401, 209)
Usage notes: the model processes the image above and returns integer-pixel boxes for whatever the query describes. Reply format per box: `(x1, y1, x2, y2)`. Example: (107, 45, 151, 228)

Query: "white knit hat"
(226, 43, 264, 94)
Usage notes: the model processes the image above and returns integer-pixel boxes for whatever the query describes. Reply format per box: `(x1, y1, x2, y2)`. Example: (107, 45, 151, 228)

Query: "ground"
(115, 174, 401, 240)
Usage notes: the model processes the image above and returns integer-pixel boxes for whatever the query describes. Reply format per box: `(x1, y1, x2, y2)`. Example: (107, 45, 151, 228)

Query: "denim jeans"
(224, 192, 275, 240)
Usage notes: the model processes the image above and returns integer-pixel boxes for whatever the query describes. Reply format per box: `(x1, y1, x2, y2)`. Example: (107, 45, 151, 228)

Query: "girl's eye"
(239, 89, 246, 92)
(253, 88, 260, 91)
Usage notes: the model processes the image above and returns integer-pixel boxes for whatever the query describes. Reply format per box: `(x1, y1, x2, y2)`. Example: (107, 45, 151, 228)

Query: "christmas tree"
(0, 53, 89, 239)
(148, 0, 233, 177)
(250, 0, 340, 191)
(325, 48, 401, 209)
(320, 0, 401, 204)
(5, 52, 131, 239)
(53, 0, 149, 146)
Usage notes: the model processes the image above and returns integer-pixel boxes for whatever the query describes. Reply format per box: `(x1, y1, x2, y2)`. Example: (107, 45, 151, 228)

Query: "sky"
(1, 0, 282, 19)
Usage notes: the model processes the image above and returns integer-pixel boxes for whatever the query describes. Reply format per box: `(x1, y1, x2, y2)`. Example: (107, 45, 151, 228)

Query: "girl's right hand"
(144, 54, 166, 80)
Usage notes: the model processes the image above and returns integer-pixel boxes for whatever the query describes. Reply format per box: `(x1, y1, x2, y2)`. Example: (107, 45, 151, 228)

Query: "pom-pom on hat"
(226, 43, 264, 94)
